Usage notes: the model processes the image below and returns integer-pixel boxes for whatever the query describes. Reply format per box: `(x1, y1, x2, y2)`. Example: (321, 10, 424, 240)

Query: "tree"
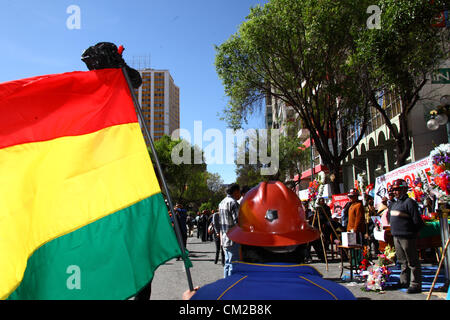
(234, 124, 311, 189)
(198, 173, 227, 211)
(355, 0, 449, 166)
(149, 135, 209, 206)
(234, 135, 267, 187)
(206, 172, 227, 208)
(215, 0, 373, 194)
(276, 123, 311, 188)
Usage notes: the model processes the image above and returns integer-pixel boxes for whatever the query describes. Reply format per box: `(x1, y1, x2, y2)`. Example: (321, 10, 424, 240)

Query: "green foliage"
(356, 0, 447, 93)
(355, 0, 449, 165)
(234, 135, 268, 187)
(216, 0, 449, 181)
(215, 0, 374, 193)
(198, 202, 212, 212)
(149, 136, 227, 210)
(149, 135, 208, 206)
(277, 126, 310, 182)
(234, 125, 310, 187)
(215, 0, 371, 128)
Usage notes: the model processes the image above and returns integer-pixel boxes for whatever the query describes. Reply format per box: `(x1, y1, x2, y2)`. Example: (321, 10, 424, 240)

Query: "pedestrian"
(207, 210, 214, 242)
(346, 188, 367, 267)
(237, 185, 251, 204)
(182, 181, 355, 300)
(174, 204, 188, 260)
(387, 186, 396, 207)
(341, 201, 352, 230)
(195, 212, 201, 239)
(304, 200, 326, 263)
(365, 197, 379, 257)
(346, 188, 367, 244)
(316, 197, 333, 244)
(198, 210, 208, 242)
(387, 179, 425, 294)
(218, 183, 240, 278)
(212, 209, 224, 265)
(302, 201, 314, 263)
(186, 214, 194, 237)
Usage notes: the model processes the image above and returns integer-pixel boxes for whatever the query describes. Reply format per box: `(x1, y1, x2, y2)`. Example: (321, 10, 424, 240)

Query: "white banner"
(298, 184, 340, 201)
(373, 156, 433, 207)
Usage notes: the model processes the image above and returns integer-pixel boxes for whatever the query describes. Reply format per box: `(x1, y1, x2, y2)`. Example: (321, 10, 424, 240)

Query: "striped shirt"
(218, 195, 240, 248)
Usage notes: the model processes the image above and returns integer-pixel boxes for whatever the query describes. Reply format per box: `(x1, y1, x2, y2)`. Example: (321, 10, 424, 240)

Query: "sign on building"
(373, 157, 433, 207)
(432, 68, 450, 84)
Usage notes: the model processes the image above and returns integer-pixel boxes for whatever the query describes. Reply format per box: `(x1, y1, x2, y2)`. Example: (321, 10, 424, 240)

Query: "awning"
(294, 164, 329, 181)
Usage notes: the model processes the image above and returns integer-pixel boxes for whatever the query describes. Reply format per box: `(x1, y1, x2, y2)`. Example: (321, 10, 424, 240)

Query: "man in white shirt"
(219, 184, 241, 277)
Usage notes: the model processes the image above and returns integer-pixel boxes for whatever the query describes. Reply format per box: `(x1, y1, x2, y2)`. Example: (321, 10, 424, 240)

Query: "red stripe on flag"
(0, 68, 137, 149)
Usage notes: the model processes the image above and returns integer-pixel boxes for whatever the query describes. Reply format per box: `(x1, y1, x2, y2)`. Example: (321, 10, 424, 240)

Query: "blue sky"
(0, 0, 268, 184)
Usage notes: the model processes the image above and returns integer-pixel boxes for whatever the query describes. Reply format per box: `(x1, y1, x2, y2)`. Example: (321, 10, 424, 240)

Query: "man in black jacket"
(387, 179, 425, 294)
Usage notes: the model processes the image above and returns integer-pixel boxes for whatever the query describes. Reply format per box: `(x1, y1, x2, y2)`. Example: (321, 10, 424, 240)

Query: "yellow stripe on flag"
(0, 123, 161, 298)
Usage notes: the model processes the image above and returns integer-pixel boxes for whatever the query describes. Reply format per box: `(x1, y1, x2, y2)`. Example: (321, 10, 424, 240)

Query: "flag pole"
(121, 67, 194, 292)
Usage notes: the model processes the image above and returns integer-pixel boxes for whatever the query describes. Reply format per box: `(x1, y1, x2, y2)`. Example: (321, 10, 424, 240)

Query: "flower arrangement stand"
(338, 244, 364, 281)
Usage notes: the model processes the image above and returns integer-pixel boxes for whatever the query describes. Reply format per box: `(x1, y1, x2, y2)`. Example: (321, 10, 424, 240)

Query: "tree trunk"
(328, 163, 342, 195)
(395, 110, 413, 167)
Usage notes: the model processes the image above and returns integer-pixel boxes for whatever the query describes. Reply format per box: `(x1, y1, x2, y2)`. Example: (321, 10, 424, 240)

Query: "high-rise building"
(134, 69, 180, 142)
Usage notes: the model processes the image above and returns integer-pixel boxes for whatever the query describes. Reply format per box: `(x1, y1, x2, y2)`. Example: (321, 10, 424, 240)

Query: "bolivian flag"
(0, 68, 186, 300)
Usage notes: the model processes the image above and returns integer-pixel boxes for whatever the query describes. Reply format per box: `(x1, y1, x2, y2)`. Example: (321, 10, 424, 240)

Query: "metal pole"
(446, 121, 450, 144)
(121, 67, 194, 291)
(427, 238, 450, 300)
(310, 134, 314, 181)
(438, 206, 450, 284)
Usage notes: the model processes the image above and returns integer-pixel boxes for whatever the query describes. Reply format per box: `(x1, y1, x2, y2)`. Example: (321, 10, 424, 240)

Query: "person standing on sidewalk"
(212, 209, 224, 265)
(186, 214, 194, 237)
(198, 210, 208, 242)
(207, 211, 214, 242)
(218, 183, 240, 278)
(387, 179, 425, 294)
(346, 188, 367, 244)
(238, 185, 250, 204)
(346, 188, 367, 267)
(174, 204, 188, 261)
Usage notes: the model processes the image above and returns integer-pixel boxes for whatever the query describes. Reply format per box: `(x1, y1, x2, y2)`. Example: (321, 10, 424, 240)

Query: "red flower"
(434, 164, 444, 175)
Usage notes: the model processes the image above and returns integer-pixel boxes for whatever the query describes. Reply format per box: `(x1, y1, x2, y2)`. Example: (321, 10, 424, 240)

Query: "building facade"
(342, 60, 449, 193)
(265, 62, 449, 199)
(134, 69, 180, 142)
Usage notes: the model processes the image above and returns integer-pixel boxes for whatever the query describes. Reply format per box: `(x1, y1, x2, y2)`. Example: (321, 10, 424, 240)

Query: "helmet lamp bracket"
(265, 209, 278, 222)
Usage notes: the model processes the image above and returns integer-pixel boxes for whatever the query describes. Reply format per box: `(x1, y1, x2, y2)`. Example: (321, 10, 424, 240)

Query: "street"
(150, 231, 447, 301)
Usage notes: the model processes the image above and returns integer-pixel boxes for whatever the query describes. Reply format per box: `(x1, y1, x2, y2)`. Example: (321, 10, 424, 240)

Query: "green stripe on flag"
(7, 193, 190, 300)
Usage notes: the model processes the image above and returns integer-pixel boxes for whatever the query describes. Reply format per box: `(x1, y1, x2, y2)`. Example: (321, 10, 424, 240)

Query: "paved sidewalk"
(150, 234, 447, 300)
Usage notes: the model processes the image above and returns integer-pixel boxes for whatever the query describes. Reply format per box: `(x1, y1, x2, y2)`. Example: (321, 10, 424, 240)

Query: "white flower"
(431, 143, 450, 157)
(318, 171, 326, 184)
(438, 143, 450, 154)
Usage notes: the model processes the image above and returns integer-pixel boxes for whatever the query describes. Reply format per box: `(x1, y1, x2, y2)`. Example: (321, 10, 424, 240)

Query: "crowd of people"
(175, 178, 427, 299)
(174, 185, 251, 269)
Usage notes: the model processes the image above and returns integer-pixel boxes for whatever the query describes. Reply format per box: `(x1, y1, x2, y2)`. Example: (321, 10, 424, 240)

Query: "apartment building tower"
(134, 69, 180, 142)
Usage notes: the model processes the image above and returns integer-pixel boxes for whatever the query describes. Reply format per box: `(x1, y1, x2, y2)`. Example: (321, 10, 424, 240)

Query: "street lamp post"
(427, 95, 450, 143)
